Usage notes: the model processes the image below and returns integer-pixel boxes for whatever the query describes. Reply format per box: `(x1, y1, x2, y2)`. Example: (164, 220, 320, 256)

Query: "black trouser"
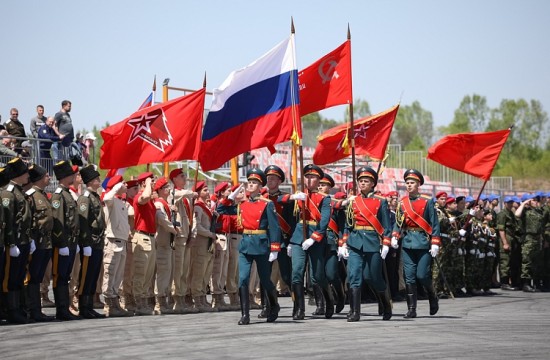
(28, 248, 52, 285)
(77, 248, 104, 296)
(2, 244, 30, 292)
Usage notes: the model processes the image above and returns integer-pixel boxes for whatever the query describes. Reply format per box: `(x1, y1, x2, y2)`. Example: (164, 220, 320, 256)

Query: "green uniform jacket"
(26, 185, 53, 249)
(78, 190, 106, 250)
(51, 185, 79, 248)
(1, 182, 32, 246)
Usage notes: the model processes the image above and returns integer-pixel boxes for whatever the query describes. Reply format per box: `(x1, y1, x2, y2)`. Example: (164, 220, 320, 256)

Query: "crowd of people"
(0, 148, 549, 326)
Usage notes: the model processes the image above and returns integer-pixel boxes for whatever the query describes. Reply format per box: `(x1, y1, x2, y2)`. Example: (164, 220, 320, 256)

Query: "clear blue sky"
(1, 0, 549, 136)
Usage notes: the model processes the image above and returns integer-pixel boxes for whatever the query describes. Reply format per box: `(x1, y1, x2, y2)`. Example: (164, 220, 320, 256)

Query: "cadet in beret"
(392, 169, 441, 318)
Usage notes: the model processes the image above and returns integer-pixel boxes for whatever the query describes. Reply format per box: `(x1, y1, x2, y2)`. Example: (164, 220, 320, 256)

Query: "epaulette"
(25, 188, 36, 196)
(84, 191, 90, 197)
(421, 194, 432, 200)
(6, 184, 14, 192)
(55, 187, 63, 194)
(374, 194, 385, 200)
(258, 196, 272, 202)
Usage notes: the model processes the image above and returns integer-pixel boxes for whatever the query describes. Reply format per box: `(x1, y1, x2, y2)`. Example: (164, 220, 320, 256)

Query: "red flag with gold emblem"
(298, 40, 352, 116)
(100, 88, 205, 169)
(313, 104, 399, 165)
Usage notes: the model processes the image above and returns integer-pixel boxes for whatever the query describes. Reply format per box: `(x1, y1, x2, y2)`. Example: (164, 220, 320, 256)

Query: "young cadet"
(236, 168, 281, 325)
(392, 169, 441, 318)
(342, 167, 392, 321)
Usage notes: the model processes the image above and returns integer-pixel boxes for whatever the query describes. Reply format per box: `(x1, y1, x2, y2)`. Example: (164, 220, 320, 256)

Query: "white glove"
(469, 249, 476, 255)
(337, 245, 349, 260)
(448, 216, 456, 224)
(487, 251, 495, 257)
(459, 229, 467, 237)
(228, 184, 244, 201)
(83, 246, 92, 257)
(290, 192, 307, 201)
(457, 248, 464, 256)
(469, 208, 476, 216)
(380, 245, 389, 259)
(9, 245, 20, 257)
(59, 247, 70, 256)
(429, 244, 439, 258)
(268, 251, 278, 262)
(302, 238, 315, 251)
(391, 236, 399, 249)
(287, 244, 292, 257)
(478, 252, 486, 259)
(30, 240, 36, 254)
(76, 244, 80, 254)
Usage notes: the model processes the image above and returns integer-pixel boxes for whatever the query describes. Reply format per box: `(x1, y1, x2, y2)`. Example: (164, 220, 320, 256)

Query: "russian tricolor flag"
(199, 36, 300, 171)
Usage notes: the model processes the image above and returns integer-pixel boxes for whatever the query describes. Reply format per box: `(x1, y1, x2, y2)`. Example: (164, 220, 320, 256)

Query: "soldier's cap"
(404, 169, 424, 185)
(334, 191, 347, 200)
(194, 180, 206, 192)
(28, 163, 47, 183)
(512, 196, 521, 203)
(80, 165, 100, 184)
(388, 191, 398, 198)
(535, 191, 546, 198)
(169, 168, 184, 181)
(106, 175, 124, 191)
(247, 168, 267, 186)
(137, 172, 154, 183)
(264, 165, 285, 182)
(435, 191, 447, 199)
(445, 197, 456, 205)
(320, 173, 335, 188)
(455, 196, 465, 203)
(6, 157, 28, 180)
(214, 181, 229, 194)
(520, 193, 535, 202)
(488, 194, 500, 202)
(0, 167, 9, 187)
(465, 196, 474, 203)
(480, 194, 489, 201)
(503, 196, 513, 203)
(356, 166, 378, 185)
(303, 164, 324, 179)
(153, 177, 168, 192)
(53, 160, 76, 180)
(125, 179, 139, 188)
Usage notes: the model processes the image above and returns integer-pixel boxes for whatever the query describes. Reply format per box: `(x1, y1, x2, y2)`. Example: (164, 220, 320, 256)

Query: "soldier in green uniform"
(497, 196, 521, 291)
(76, 165, 106, 318)
(433, 193, 452, 298)
(541, 192, 550, 291)
(515, 193, 546, 292)
(51, 161, 81, 320)
(0, 167, 6, 322)
(1, 158, 32, 324)
(25, 164, 56, 322)
(392, 169, 440, 318)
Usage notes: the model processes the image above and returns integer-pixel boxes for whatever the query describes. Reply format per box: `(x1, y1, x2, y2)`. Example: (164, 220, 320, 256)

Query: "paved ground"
(1, 289, 549, 359)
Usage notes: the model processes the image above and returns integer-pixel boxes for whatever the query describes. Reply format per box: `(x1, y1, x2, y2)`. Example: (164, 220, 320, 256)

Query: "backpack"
(69, 142, 84, 166)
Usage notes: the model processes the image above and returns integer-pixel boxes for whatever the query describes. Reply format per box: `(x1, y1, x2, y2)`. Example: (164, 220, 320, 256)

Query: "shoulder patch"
(2, 198, 10, 207)
(84, 191, 90, 197)
(52, 200, 61, 209)
(25, 188, 36, 196)
(6, 184, 14, 192)
(80, 203, 87, 212)
(55, 187, 63, 194)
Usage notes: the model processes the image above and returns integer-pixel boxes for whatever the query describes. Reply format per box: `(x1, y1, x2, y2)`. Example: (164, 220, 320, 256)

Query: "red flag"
(298, 40, 352, 116)
(313, 104, 399, 165)
(100, 88, 205, 169)
(427, 129, 511, 181)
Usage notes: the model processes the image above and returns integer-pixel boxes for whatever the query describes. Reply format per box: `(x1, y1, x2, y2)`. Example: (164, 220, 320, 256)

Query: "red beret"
(334, 191, 346, 199)
(194, 180, 206, 192)
(231, 184, 241, 192)
(445, 197, 456, 205)
(126, 179, 139, 188)
(153, 177, 168, 192)
(169, 168, 184, 181)
(106, 175, 123, 190)
(214, 182, 229, 194)
(137, 172, 154, 183)
(388, 191, 398, 197)
(436, 191, 448, 199)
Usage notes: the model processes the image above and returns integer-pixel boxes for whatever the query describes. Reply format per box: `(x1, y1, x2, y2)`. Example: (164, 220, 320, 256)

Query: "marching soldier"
(392, 169, 440, 318)
(51, 160, 81, 320)
(1, 158, 33, 324)
(342, 167, 392, 321)
(236, 168, 281, 325)
(25, 164, 55, 322)
(76, 165, 106, 318)
(279, 164, 334, 320)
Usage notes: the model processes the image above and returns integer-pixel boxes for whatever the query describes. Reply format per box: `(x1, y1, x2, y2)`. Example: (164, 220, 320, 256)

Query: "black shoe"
(238, 314, 250, 325)
(501, 284, 517, 291)
(522, 284, 539, 293)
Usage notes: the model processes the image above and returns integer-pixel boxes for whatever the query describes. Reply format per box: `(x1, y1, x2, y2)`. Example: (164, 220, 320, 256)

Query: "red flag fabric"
(427, 129, 511, 181)
(100, 88, 205, 169)
(298, 40, 352, 116)
(313, 104, 399, 165)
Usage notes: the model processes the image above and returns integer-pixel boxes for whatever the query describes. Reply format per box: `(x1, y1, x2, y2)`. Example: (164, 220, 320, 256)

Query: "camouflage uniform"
(497, 205, 521, 289)
(518, 206, 544, 289)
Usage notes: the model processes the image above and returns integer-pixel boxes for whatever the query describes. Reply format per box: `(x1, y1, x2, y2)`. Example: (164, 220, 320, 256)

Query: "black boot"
(54, 285, 81, 321)
(7, 291, 28, 324)
(79, 295, 96, 319)
(333, 283, 346, 314)
(322, 286, 334, 319)
(258, 285, 269, 318)
(377, 292, 384, 316)
(292, 283, 305, 320)
(238, 286, 250, 325)
(425, 283, 439, 316)
(265, 288, 280, 323)
(87, 295, 106, 318)
(27, 284, 54, 322)
(377, 291, 392, 320)
(522, 279, 539, 293)
(347, 288, 361, 322)
(311, 284, 325, 315)
(404, 284, 417, 319)
(346, 288, 353, 320)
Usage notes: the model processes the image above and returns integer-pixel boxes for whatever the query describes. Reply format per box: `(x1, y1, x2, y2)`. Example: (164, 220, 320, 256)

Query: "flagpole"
(347, 25, 357, 195)
(146, 76, 157, 173)
(162, 77, 170, 177)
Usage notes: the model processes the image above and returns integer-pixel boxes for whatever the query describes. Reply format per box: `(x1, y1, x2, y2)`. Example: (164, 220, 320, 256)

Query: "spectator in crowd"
(54, 100, 75, 147)
(4, 107, 27, 152)
(30, 105, 47, 138)
(84, 132, 96, 163)
(0, 129, 18, 158)
(37, 116, 61, 163)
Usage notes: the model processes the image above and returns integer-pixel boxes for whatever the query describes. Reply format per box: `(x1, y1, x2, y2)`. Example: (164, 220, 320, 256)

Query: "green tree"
(344, 98, 371, 120)
(439, 94, 489, 135)
(391, 101, 433, 149)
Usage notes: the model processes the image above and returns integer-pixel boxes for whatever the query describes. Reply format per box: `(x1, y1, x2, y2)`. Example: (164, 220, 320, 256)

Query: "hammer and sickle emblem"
(318, 57, 339, 84)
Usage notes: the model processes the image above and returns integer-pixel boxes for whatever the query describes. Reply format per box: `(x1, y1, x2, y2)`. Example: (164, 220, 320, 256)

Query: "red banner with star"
(312, 104, 399, 165)
(100, 88, 205, 169)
